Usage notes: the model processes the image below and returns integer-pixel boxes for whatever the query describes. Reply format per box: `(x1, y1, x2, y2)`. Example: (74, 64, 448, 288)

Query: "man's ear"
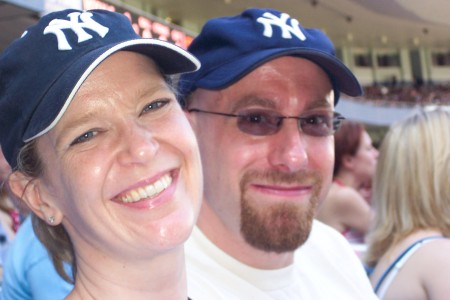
(184, 109, 197, 128)
(8, 172, 63, 225)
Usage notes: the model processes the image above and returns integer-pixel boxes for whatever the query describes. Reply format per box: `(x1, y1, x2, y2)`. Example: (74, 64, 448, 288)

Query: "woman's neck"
(334, 171, 360, 189)
(67, 248, 188, 300)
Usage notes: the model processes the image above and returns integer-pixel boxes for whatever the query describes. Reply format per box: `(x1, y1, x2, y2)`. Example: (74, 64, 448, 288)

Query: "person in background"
(0, 215, 73, 299)
(179, 8, 377, 299)
(0, 9, 202, 300)
(316, 121, 378, 246)
(0, 147, 19, 242)
(0, 146, 20, 274)
(365, 108, 450, 300)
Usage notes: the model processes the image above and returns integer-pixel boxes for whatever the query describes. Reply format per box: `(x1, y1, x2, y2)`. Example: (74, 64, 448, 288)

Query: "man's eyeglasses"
(188, 108, 345, 137)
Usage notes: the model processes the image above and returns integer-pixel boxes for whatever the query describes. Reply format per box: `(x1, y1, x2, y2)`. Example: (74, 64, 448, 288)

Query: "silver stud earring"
(48, 216, 55, 224)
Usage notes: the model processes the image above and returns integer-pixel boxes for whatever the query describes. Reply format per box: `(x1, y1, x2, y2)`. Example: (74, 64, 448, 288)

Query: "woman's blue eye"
(141, 99, 170, 115)
(70, 131, 96, 146)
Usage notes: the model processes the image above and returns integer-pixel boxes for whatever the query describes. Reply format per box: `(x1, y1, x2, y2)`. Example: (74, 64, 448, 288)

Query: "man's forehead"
(217, 89, 334, 114)
(230, 57, 332, 90)
(189, 56, 334, 109)
(222, 80, 333, 109)
(251, 56, 328, 74)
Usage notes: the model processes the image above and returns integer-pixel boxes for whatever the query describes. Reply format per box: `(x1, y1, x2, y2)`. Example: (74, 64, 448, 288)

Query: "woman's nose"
(117, 123, 159, 165)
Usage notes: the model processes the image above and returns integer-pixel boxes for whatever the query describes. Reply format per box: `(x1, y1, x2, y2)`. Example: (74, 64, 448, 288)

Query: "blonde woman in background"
(365, 108, 450, 300)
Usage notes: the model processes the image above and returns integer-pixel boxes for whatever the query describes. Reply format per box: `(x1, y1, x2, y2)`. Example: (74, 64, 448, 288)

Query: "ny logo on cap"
(256, 12, 306, 41)
(43, 11, 109, 51)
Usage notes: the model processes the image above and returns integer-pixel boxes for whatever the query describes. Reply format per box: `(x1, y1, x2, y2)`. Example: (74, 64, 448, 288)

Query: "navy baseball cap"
(0, 9, 200, 169)
(179, 8, 362, 104)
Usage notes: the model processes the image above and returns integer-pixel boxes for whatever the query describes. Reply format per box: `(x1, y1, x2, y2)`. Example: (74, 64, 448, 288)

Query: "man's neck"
(196, 203, 295, 269)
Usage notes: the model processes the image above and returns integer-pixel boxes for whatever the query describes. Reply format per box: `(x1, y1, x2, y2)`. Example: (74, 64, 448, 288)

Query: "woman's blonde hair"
(365, 108, 450, 267)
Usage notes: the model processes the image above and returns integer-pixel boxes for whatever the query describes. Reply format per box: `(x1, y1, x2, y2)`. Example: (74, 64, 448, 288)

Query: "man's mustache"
(241, 169, 322, 186)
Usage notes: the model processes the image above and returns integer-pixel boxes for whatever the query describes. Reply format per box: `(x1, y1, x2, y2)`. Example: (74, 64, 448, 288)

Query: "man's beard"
(240, 169, 321, 253)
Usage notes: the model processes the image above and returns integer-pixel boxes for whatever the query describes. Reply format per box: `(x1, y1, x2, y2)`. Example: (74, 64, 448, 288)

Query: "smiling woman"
(0, 9, 201, 300)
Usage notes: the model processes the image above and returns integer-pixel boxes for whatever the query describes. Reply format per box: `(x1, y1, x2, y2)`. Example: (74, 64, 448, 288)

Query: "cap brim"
(24, 39, 200, 142)
(194, 48, 362, 97)
(125, 39, 200, 75)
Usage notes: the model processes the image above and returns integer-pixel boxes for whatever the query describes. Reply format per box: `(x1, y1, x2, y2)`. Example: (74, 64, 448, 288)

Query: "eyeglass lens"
(236, 109, 341, 137)
(188, 108, 344, 137)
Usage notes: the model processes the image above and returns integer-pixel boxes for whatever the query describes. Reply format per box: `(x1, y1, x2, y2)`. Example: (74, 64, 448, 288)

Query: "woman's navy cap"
(0, 9, 200, 169)
(179, 8, 362, 103)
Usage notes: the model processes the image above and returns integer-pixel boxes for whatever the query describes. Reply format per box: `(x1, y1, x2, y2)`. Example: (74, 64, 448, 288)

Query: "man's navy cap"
(0, 9, 200, 169)
(179, 8, 362, 104)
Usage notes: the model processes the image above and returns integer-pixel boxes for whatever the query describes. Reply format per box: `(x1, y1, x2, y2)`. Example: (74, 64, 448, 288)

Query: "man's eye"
(247, 114, 264, 123)
(70, 131, 97, 146)
(141, 99, 170, 115)
(242, 111, 271, 124)
(303, 114, 330, 126)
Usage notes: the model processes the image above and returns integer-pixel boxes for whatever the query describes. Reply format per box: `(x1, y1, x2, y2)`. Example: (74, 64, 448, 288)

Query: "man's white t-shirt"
(186, 220, 377, 299)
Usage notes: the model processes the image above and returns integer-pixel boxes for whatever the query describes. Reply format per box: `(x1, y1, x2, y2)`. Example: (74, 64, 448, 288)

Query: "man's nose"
(267, 119, 308, 172)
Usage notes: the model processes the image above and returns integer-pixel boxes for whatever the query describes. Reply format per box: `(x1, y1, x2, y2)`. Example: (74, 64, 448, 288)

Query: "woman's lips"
(120, 173, 173, 203)
(113, 170, 178, 205)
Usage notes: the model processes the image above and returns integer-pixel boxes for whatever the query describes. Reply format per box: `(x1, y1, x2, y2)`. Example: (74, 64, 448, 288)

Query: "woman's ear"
(8, 172, 63, 225)
(341, 154, 355, 170)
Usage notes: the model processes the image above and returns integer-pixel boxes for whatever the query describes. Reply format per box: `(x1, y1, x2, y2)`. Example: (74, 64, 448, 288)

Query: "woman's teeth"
(121, 174, 172, 203)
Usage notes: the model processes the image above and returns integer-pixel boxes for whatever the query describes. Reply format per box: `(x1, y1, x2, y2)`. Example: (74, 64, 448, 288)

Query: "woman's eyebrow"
(55, 111, 98, 148)
(135, 81, 171, 100)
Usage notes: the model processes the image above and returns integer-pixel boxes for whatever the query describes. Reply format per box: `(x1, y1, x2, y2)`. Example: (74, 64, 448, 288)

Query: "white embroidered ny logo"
(44, 12, 109, 51)
(256, 12, 306, 41)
